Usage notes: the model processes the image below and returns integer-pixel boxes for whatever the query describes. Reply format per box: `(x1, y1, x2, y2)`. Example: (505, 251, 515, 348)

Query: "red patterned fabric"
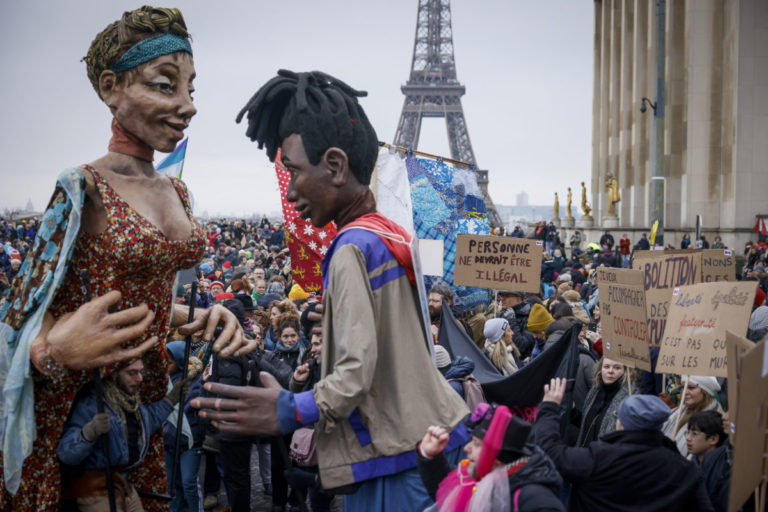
(274, 152, 337, 294)
(0, 166, 206, 511)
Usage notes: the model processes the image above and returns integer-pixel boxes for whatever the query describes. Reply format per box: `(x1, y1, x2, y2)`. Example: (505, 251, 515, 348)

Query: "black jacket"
(416, 445, 564, 511)
(699, 442, 731, 512)
(533, 401, 715, 512)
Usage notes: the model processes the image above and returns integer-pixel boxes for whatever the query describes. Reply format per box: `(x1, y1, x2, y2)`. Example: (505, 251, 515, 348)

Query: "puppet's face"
(102, 52, 196, 152)
(282, 134, 339, 228)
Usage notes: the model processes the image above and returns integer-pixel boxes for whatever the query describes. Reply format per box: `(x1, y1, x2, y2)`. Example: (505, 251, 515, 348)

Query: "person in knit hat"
(748, 305, 768, 341)
(482, 318, 519, 375)
(535, 379, 715, 512)
(418, 403, 564, 511)
(662, 375, 723, 457)
(288, 283, 310, 302)
(527, 303, 554, 358)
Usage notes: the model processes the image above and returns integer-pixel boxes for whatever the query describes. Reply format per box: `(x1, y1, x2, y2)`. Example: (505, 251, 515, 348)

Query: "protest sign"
(454, 235, 542, 293)
(655, 281, 756, 377)
(596, 267, 651, 371)
(728, 337, 768, 512)
(700, 249, 735, 282)
(632, 250, 702, 348)
(725, 330, 755, 444)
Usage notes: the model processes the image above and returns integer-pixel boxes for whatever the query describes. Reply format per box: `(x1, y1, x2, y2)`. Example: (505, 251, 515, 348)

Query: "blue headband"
(110, 32, 192, 73)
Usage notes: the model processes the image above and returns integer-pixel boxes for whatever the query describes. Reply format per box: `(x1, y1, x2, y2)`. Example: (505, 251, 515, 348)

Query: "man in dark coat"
(533, 378, 715, 512)
(599, 230, 615, 250)
(498, 291, 536, 359)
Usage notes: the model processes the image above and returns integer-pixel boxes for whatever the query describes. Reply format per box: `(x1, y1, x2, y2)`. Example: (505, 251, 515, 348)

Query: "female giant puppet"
(0, 6, 252, 510)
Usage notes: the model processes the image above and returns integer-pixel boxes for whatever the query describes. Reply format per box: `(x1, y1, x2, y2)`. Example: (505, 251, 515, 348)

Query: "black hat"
(234, 293, 257, 311)
(300, 302, 322, 339)
(498, 290, 525, 298)
(221, 299, 246, 328)
(466, 404, 532, 462)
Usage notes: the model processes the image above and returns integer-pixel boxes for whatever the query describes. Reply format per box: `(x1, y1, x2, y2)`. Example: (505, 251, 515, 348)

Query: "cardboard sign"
(632, 250, 702, 348)
(700, 249, 736, 282)
(728, 337, 768, 512)
(655, 281, 756, 377)
(454, 235, 542, 293)
(725, 330, 755, 443)
(596, 267, 651, 371)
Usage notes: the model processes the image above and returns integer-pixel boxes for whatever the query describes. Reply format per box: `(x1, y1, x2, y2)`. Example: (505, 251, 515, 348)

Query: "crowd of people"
(3, 210, 766, 511)
(1, 4, 767, 512)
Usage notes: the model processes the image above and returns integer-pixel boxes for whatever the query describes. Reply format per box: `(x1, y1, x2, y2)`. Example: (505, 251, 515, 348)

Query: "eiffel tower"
(394, 0, 502, 227)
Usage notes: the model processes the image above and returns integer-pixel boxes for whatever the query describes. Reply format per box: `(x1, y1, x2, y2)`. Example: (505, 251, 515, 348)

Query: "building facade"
(590, 0, 768, 249)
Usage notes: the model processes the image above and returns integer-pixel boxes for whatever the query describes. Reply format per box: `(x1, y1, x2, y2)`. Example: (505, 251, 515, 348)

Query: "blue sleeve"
(276, 389, 320, 435)
(146, 398, 174, 434)
(57, 395, 99, 466)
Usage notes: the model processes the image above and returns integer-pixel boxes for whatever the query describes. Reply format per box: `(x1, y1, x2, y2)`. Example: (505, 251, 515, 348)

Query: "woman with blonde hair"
(482, 318, 520, 376)
(662, 376, 723, 457)
(577, 357, 630, 446)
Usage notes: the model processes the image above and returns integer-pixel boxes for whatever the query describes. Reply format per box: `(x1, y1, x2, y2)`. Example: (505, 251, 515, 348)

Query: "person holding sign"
(661, 376, 723, 458)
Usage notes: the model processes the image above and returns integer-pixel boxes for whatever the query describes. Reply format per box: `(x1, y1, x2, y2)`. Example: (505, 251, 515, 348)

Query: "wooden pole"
(674, 378, 689, 433)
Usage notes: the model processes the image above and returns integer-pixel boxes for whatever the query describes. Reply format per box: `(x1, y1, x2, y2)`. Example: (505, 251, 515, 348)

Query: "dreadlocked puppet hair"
(236, 70, 379, 185)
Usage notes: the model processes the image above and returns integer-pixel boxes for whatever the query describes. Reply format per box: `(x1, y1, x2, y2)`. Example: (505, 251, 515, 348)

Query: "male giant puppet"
(193, 70, 469, 511)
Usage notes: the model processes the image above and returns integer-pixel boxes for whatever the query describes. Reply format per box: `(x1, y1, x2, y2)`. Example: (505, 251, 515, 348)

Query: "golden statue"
(553, 192, 560, 219)
(566, 187, 573, 219)
(580, 181, 592, 217)
(605, 171, 620, 216)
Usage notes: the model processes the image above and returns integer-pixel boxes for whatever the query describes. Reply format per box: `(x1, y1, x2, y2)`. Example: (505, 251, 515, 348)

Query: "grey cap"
(617, 395, 670, 431)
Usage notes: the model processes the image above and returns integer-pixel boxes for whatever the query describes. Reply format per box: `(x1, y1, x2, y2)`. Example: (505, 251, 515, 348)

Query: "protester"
(662, 376, 723, 458)
(429, 282, 475, 341)
(0, 7, 249, 509)
(618, 233, 631, 267)
(527, 303, 555, 357)
(535, 378, 715, 511)
(163, 342, 205, 512)
(599, 230, 614, 251)
(685, 411, 725, 464)
(195, 70, 468, 511)
(497, 291, 536, 359)
(58, 358, 188, 511)
(576, 357, 629, 447)
(417, 404, 564, 511)
(482, 318, 519, 375)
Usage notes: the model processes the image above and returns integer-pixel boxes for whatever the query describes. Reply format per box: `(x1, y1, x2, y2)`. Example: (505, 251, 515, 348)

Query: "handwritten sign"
(728, 336, 768, 512)
(700, 249, 735, 282)
(725, 330, 755, 444)
(632, 250, 702, 348)
(597, 267, 651, 371)
(454, 235, 542, 293)
(655, 281, 756, 377)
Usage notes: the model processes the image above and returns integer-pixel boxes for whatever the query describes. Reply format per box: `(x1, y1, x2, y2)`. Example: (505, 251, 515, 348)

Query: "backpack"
(449, 375, 486, 411)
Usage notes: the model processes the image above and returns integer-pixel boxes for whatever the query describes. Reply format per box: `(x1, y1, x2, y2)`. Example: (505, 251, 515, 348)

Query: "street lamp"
(640, 97, 657, 115)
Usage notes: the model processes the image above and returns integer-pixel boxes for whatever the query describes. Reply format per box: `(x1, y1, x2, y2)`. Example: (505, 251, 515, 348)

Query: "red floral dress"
(1, 166, 206, 511)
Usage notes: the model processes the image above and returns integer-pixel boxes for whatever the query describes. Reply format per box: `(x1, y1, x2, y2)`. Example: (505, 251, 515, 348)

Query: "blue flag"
(156, 138, 188, 178)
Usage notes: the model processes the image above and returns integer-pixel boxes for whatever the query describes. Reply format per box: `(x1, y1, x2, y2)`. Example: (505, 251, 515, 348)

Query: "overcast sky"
(0, 1, 593, 218)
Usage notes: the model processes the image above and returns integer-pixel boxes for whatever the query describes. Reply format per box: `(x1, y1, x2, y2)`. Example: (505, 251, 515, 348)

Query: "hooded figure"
(417, 403, 564, 512)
